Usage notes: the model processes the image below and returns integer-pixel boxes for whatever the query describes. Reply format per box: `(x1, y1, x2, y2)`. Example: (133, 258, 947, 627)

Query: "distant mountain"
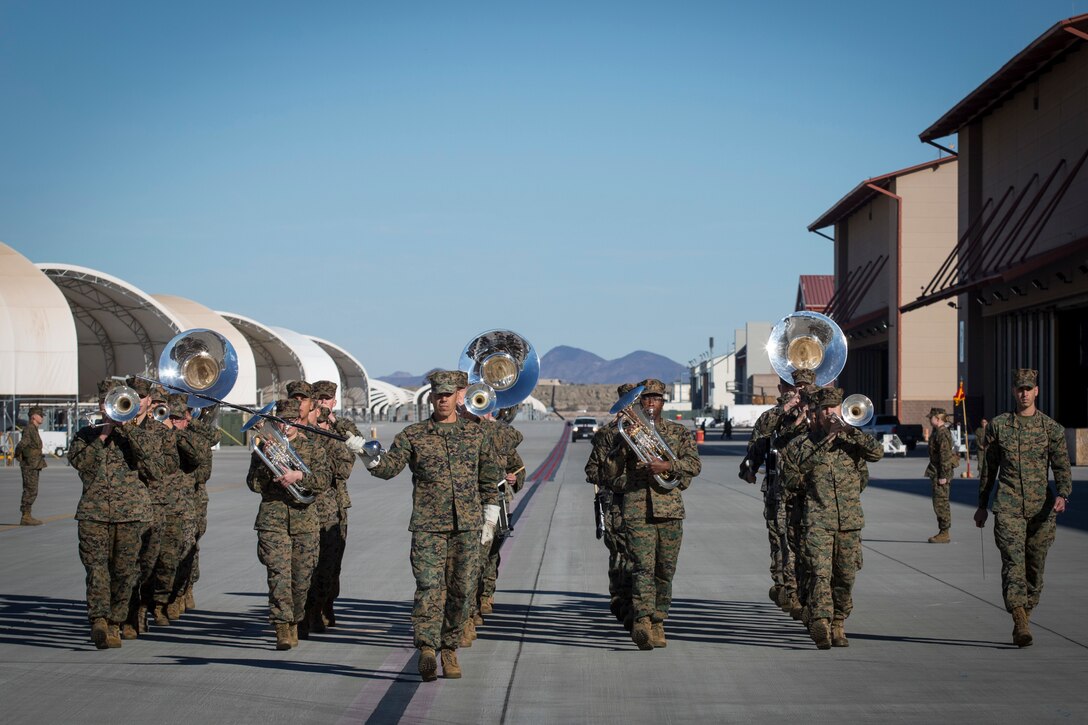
(540, 346, 686, 385)
(376, 369, 438, 389)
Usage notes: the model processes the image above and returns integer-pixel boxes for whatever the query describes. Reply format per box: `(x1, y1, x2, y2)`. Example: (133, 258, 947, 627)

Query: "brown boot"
(418, 647, 438, 681)
(19, 511, 43, 526)
(632, 616, 653, 650)
(441, 649, 462, 679)
(810, 618, 831, 650)
(768, 585, 781, 604)
(121, 623, 138, 640)
(1012, 606, 1033, 647)
(290, 623, 300, 647)
(166, 599, 183, 621)
(777, 587, 792, 611)
(184, 588, 195, 610)
(274, 623, 292, 650)
(91, 618, 109, 649)
(473, 612, 484, 627)
(789, 596, 803, 620)
(153, 605, 170, 626)
(650, 621, 667, 648)
(106, 623, 122, 648)
(480, 595, 494, 615)
(460, 619, 475, 648)
(928, 529, 951, 543)
(831, 619, 849, 647)
(137, 605, 148, 634)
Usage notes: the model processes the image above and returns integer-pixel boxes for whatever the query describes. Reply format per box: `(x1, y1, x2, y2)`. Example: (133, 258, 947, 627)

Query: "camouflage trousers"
(604, 494, 632, 604)
(477, 535, 501, 603)
(140, 507, 190, 605)
(307, 517, 347, 619)
(410, 530, 477, 650)
(626, 514, 683, 622)
(761, 476, 793, 592)
(787, 495, 808, 604)
(929, 476, 951, 531)
(19, 466, 40, 512)
(805, 527, 862, 622)
(175, 487, 209, 595)
(78, 520, 148, 623)
(994, 509, 1057, 612)
(257, 529, 319, 624)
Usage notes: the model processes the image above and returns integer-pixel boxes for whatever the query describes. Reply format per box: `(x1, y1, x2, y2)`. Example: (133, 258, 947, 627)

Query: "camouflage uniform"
(67, 381, 157, 631)
(780, 389, 883, 628)
(978, 373, 1071, 615)
(367, 398, 500, 652)
(925, 413, 957, 534)
(247, 403, 330, 626)
(974, 424, 989, 474)
(307, 411, 355, 628)
(15, 412, 47, 516)
(475, 420, 524, 605)
(586, 418, 632, 611)
(175, 408, 220, 598)
(615, 382, 702, 627)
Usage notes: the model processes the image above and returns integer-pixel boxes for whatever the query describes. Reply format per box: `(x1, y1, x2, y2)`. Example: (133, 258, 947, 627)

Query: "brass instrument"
(158, 329, 239, 410)
(465, 382, 498, 418)
(458, 329, 540, 417)
(840, 394, 874, 427)
(609, 385, 681, 490)
(152, 403, 170, 423)
(103, 385, 141, 424)
(766, 311, 848, 386)
(242, 403, 315, 504)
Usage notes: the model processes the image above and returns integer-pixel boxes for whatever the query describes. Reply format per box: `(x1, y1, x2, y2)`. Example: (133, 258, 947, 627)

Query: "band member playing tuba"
(609, 379, 701, 650)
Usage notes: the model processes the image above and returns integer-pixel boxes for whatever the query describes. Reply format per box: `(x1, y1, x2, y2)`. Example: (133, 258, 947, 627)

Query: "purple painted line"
(336, 646, 415, 724)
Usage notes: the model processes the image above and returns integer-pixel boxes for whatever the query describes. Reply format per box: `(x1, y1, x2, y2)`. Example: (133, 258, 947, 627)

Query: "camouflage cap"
(927, 407, 947, 419)
(1013, 368, 1038, 389)
(28, 406, 44, 417)
(429, 370, 468, 394)
(168, 393, 189, 418)
(97, 379, 117, 397)
(286, 380, 312, 399)
(149, 386, 169, 403)
(814, 386, 844, 408)
(792, 369, 816, 386)
(276, 398, 302, 419)
(639, 379, 667, 396)
(312, 380, 338, 400)
(126, 376, 152, 397)
(617, 382, 637, 396)
(316, 406, 332, 424)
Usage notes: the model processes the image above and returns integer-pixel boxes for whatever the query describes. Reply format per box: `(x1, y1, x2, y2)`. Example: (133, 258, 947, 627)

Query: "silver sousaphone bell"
(765, 311, 848, 386)
(158, 328, 239, 409)
(458, 329, 539, 417)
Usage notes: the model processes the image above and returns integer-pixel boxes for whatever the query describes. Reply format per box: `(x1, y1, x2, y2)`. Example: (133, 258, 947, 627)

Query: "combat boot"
(106, 623, 122, 648)
(153, 605, 170, 626)
(441, 649, 462, 679)
(166, 599, 183, 621)
(473, 612, 484, 627)
(460, 619, 474, 648)
(800, 605, 811, 627)
(623, 611, 634, 633)
(91, 618, 109, 649)
(290, 623, 300, 647)
(184, 588, 196, 611)
(19, 510, 43, 526)
(632, 616, 653, 650)
(1012, 606, 1033, 647)
(928, 529, 951, 544)
(777, 587, 792, 611)
(789, 596, 803, 621)
(610, 597, 624, 621)
(480, 595, 494, 615)
(274, 623, 291, 650)
(831, 619, 849, 647)
(768, 584, 781, 604)
(650, 621, 667, 648)
(121, 623, 138, 640)
(137, 605, 148, 633)
(418, 647, 438, 682)
(810, 618, 831, 650)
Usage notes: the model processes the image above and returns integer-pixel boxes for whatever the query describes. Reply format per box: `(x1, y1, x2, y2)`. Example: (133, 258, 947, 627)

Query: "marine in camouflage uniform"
(975, 368, 1072, 647)
(247, 398, 330, 650)
(67, 379, 158, 649)
(740, 369, 815, 615)
(780, 386, 883, 649)
(363, 370, 500, 681)
(175, 402, 220, 610)
(311, 381, 355, 628)
(611, 378, 701, 651)
(925, 408, 957, 543)
(974, 419, 989, 474)
(585, 382, 637, 627)
(15, 405, 47, 525)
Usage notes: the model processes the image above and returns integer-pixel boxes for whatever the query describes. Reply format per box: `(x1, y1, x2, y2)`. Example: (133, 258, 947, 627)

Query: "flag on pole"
(953, 380, 965, 404)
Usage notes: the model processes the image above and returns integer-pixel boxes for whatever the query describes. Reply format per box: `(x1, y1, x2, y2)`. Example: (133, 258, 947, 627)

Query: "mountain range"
(377, 347, 686, 388)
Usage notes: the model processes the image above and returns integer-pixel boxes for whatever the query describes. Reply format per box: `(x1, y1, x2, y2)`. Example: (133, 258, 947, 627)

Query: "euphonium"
(242, 404, 315, 504)
(609, 385, 681, 490)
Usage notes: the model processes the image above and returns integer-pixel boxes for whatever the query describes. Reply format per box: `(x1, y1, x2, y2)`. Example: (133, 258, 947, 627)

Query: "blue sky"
(1, 1, 1079, 376)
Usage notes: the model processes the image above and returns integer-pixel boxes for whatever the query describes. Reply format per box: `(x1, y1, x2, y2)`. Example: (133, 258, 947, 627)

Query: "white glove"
(480, 504, 501, 546)
(346, 435, 383, 468)
(345, 435, 368, 454)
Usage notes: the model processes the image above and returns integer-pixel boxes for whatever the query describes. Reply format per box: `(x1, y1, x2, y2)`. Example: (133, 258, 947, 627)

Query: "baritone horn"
(103, 384, 141, 424)
(242, 403, 316, 504)
(766, 311, 848, 386)
(458, 329, 539, 417)
(609, 385, 681, 490)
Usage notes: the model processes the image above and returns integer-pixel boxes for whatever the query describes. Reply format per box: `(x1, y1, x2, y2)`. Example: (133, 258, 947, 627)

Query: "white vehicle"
(883, 434, 907, 457)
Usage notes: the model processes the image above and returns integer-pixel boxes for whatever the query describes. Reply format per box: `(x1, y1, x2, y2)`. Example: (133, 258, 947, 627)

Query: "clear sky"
(1, 1, 1080, 377)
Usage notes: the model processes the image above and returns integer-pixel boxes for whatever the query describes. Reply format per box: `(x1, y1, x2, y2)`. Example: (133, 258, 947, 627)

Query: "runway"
(1, 421, 1086, 724)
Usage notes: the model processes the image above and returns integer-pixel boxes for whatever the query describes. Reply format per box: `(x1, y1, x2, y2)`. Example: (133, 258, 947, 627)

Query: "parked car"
(861, 415, 922, 451)
(571, 417, 599, 442)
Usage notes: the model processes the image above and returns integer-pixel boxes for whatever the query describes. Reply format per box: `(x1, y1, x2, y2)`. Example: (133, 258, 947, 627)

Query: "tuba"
(609, 385, 681, 490)
(242, 403, 315, 504)
(766, 311, 848, 386)
(158, 329, 239, 409)
(458, 329, 539, 416)
(103, 384, 141, 424)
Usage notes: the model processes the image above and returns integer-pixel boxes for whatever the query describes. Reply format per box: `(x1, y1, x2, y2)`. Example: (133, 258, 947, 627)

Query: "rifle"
(593, 486, 608, 540)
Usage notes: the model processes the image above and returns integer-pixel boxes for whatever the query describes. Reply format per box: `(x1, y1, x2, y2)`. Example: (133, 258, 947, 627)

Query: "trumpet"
(104, 385, 141, 424)
(242, 404, 315, 504)
(152, 403, 170, 423)
(464, 382, 498, 418)
(840, 394, 874, 427)
(609, 385, 681, 490)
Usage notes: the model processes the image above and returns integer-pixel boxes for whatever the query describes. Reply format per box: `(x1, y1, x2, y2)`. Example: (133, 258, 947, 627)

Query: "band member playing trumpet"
(611, 379, 701, 650)
(780, 386, 883, 649)
(247, 398, 329, 650)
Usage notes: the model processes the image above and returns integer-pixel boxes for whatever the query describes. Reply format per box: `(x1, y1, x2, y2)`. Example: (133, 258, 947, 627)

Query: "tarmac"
(1, 421, 1086, 724)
